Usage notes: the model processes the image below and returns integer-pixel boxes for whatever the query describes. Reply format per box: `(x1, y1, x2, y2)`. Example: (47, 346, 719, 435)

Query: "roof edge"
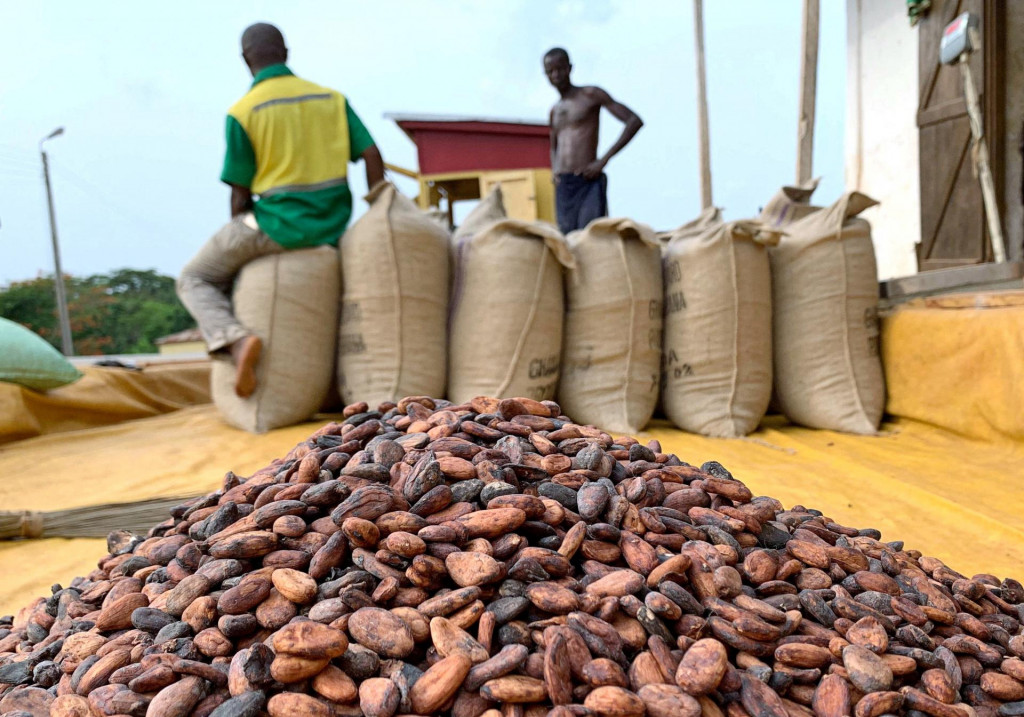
(385, 112, 548, 128)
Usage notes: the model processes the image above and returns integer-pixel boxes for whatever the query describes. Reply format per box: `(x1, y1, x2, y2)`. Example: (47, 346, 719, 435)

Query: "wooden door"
(916, 0, 1004, 270)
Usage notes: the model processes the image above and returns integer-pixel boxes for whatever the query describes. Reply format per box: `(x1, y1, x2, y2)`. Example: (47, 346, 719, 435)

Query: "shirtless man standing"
(544, 47, 643, 234)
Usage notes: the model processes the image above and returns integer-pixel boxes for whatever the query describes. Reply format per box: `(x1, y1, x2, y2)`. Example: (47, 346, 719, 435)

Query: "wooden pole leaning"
(796, 0, 820, 185)
(693, 0, 713, 210)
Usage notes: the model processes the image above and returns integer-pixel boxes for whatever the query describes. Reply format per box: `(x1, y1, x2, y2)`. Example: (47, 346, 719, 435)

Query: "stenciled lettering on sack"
(664, 260, 682, 286)
(341, 302, 363, 323)
(665, 291, 687, 315)
(648, 328, 663, 351)
(528, 354, 560, 380)
(338, 334, 367, 355)
(662, 349, 693, 380)
(674, 364, 694, 379)
(527, 381, 557, 400)
(569, 347, 593, 374)
(648, 299, 663, 320)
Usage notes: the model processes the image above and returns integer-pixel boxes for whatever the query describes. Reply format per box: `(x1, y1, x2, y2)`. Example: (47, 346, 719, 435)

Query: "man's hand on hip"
(581, 158, 607, 180)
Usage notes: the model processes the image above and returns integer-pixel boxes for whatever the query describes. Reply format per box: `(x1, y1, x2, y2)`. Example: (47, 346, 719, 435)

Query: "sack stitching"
(725, 230, 741, 435)
(836, 196, 872, 432)
(383, 188, 403, 399)
(254, 253, 281, 433)
(497, 245, 550, 398)
(616, 235, 637, 429)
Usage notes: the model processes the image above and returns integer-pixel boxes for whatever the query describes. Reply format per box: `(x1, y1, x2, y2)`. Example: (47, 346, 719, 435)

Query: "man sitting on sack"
(177, 22, 384, 397)
(544, 47, 643, 234)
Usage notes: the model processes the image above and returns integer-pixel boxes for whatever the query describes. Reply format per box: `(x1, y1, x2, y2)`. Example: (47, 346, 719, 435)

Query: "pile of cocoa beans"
(1, 395, 1023, 717)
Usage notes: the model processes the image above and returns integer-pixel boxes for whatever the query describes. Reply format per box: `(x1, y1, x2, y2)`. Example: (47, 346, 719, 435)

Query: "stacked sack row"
(659, 182, 885, 438)
(211, 181, 884, 439)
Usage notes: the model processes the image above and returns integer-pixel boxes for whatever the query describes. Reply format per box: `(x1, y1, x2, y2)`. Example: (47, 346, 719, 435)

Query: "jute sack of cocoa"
(770, 191, 885, 434)
(212, 246, 339, 433)
(449, 186, 506, 303)
(453, 185, 506, 243)
(759, 177, 821, 229)
(337, 182, 450, 406)
(559, 217, 662, 433)
(652, 207, 724, 420)
(758, 179, 821, 415)
(656, 206, 723, 249)
(448, 219, 574, 403)
(661, 220, 779, 437)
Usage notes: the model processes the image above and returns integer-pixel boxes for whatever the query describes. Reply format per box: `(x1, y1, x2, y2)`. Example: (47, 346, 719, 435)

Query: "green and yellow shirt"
(221, 64, 375, 248)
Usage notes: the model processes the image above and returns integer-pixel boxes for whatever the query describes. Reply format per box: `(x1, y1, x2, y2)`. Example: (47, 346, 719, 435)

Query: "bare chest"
(551, 96, 598, 130)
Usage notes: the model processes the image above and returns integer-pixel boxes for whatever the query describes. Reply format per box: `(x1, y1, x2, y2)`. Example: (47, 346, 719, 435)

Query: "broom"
(0, 496, 197, 540)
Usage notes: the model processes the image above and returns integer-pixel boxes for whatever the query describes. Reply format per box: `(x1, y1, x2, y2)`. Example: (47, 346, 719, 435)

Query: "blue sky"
(0, 0, 845, 284)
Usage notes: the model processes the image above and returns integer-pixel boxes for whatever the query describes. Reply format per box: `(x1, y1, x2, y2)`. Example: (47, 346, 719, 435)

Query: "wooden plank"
(917, 97, 968, 128)
(922, 288, 1024, 307)
(796, 0, 819, 185)
(693, 0, 712, 209)
(918, 257, 985, 269)
(384, 162, 419, 180)
(881, 261, 1023, 299)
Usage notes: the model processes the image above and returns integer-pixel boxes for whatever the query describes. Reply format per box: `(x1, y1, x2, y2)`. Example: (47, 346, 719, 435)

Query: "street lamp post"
(40, 127, 73, 356)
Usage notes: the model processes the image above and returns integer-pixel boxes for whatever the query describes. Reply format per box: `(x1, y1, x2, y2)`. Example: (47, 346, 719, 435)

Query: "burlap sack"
(657, 206, 723, 247)
(454, 185, 506, 243)
(559, 218, 662, 433)
(336, 182, 450, 407)
(652, 208, 725, 420)
(661, 221, 779, 437)
(758, 179, 821, 415)
(759, 178, 821, 228)
(770, 192, 884, 434)
(448, 219, 574, 404)
(212, 246, 339, 433)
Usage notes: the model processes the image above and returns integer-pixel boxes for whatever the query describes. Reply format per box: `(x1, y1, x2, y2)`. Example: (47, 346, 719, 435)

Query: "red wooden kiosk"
(386, 113, 555, 224)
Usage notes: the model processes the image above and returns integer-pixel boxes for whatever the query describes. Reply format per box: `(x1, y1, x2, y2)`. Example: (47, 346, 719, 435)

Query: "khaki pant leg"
(176, 215, 284, 353)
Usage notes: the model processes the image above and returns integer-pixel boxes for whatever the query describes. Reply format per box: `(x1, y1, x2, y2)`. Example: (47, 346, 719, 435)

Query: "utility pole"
(693, 0, 713, 209)
(40, 127, 73, 356)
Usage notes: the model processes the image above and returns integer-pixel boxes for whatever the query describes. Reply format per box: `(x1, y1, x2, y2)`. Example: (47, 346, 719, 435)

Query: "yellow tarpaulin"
(0, 405, 321, 512)
(0, 538, 106, 616)
(882, 291, 1024, 443)
(0, 362, 211, 445)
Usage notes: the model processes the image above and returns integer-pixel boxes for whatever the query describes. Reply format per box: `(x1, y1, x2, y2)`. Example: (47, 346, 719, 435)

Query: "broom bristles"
(0, 497, 196, 540)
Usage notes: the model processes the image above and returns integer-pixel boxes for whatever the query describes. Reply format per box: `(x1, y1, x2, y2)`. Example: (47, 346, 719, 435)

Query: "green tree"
(0, 277, 59, 344)
(87, 269, 193, 353)
(0, 270, 194, 355)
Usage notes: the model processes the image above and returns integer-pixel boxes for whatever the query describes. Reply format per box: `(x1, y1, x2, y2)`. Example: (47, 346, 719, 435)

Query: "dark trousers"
(555, 173, 608, 234)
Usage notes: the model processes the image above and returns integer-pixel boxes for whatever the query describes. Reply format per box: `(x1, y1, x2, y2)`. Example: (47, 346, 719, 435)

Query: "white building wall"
(845, 0, 921, 279)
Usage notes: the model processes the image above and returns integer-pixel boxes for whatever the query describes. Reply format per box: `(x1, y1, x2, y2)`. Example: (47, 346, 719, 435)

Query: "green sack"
(0, 317, 82, 391)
